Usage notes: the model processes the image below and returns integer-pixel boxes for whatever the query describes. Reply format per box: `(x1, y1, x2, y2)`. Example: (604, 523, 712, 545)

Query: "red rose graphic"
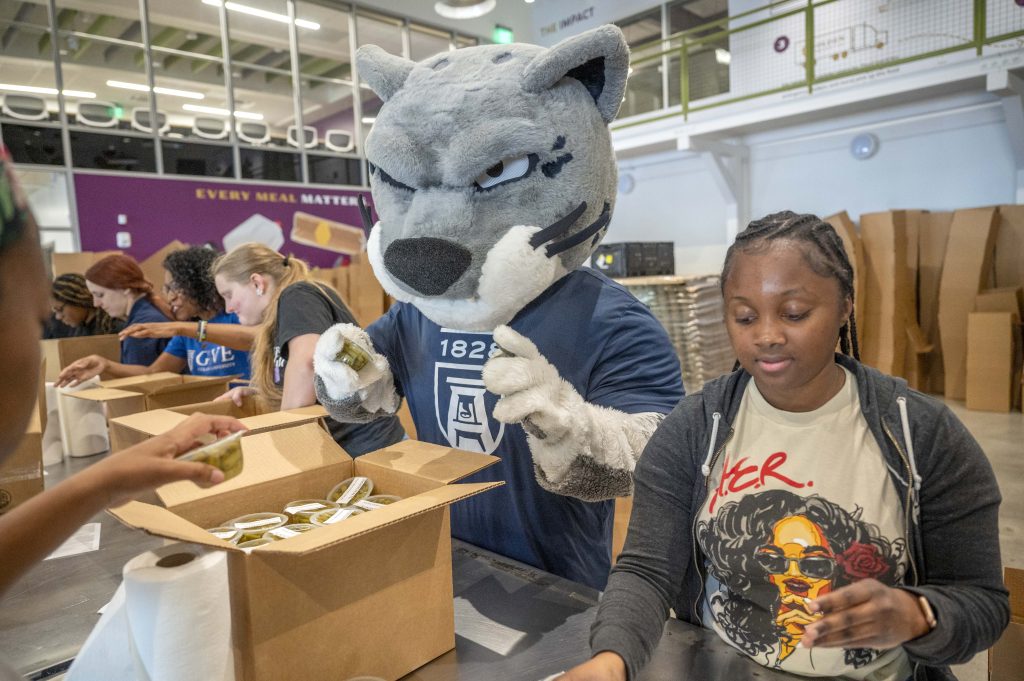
(837, 542, 891, 581)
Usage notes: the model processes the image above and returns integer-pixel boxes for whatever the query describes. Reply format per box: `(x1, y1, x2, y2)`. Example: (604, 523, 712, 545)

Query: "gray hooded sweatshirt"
(590, 354, 1009, 681)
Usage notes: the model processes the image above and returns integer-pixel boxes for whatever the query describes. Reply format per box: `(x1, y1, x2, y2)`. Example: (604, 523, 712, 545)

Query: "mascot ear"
(356, 45, 415, 102)
(522, 25, 629, 124)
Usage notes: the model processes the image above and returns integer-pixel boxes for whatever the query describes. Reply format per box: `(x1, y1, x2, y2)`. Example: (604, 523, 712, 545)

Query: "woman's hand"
(119, 321, 188, 341)
(556, 652, 627, 681)
(55, 354, 108, 387)
(215, 386, 257, 406)
(802, 579, 931, 650)
(88, 413, 247, 508)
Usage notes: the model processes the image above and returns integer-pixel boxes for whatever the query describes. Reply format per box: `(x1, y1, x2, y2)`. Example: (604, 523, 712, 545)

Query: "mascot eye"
(369, 162, 416, 192)
(474, 154, 537, 191)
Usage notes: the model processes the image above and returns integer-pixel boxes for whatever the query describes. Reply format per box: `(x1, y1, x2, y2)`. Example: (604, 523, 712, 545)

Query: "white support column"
(988, 70, 1024, 203)
(678, 134, 750, 243)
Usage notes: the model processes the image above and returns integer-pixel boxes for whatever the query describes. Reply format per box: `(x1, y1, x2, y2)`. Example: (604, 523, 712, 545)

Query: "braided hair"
(720, 211, 860, 360)
(52, 273, 119, 334)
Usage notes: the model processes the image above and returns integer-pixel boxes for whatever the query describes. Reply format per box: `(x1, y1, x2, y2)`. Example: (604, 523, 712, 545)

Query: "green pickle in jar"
(181, 431, 244, 481)
(327, 476, 373, 505)
(228, 511, 289, 543)
(310, 506, 365, 526)
(206, 526, 242, 544)
(282, 499, 338, 524)
(335, 338, 371, 372)
(354, 494, 402, 511)
(265, 523, 317, 541)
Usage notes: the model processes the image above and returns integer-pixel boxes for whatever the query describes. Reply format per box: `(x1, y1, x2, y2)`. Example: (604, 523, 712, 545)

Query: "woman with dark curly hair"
(56, 246, 250, 385)
(562, 212, 1007, 681)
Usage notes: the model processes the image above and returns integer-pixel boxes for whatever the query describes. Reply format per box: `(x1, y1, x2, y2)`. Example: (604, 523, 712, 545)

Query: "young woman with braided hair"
(563, 212, 1007, 681)
(47, 273, 121, 337)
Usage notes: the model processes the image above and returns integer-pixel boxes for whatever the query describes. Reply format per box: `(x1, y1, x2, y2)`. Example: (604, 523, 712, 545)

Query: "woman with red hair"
(72, 254, 172, 371)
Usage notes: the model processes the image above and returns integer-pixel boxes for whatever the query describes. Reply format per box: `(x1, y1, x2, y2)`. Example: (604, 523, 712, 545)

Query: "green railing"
(614, 0, 1024, 130)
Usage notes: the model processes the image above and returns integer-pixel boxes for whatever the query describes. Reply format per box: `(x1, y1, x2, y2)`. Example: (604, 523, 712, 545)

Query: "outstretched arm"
(0, 413, 246, 597)
(121, 322, 256, 352)
(483, 326, 663, 501)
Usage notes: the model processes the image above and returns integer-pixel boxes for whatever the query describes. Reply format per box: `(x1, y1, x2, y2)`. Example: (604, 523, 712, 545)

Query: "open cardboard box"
(40, 335, 121, 383)
(0, 394, 44, 514)
(989, 567, 1024, 680)
(108, 395, 328, 451)
(110, 423, 502, 681)
(66, 372, 236, 420)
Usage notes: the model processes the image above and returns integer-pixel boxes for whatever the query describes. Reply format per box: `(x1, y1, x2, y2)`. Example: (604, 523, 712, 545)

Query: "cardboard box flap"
(100, 372, 183, 390)
(238, 410, 325, 432)
(257, 480, 503, 556)
(67, 387, 150, 403)
(1008, 567, 1024, 619)
(167, 398, 258, 418)
(110, 409, 190, 435)
(147, 375, 235, 396)
(357, 440, 500, 484)
(156, 424, 350, 508)
(109, 500, 233, 551)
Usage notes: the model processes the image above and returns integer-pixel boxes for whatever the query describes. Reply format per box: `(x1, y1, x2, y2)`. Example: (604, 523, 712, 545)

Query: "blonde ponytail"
(213, 243, 322, 406)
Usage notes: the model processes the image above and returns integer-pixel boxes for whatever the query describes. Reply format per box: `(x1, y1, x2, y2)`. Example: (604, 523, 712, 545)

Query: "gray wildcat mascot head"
(357, 25, 629, 331)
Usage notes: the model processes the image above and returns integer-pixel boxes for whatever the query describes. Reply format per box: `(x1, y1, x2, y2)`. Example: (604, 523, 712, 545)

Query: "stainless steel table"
(0, 456, 796, 681)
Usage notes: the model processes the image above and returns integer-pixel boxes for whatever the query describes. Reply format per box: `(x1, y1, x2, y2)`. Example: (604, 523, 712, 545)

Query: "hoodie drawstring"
(702, 412, 721, 477)
(896, 396, 922, 524)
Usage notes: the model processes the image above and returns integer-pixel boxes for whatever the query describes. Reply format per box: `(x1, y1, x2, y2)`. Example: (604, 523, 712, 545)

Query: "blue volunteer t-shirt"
(368, 268, 684, 590)
(164, 312, 251, 379)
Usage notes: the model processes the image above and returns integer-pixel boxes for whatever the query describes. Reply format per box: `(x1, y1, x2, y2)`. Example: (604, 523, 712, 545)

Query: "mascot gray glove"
(482, 325, 663, 500)
(313, 323, 400, 420)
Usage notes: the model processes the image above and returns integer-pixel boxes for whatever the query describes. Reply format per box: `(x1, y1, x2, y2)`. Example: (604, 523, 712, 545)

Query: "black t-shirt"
(273, 281, 404, 456)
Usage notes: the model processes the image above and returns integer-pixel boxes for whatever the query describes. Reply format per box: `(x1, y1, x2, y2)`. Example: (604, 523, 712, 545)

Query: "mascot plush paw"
(484, 325, 665, 498)
(314, 25, 684, 590)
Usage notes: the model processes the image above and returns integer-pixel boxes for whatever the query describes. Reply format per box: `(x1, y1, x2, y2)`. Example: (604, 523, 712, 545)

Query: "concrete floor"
(945, 400, 1023, 681)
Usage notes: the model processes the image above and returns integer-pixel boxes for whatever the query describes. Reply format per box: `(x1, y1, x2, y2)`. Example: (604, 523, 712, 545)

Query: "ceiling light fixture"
(0, 83, 96, 98)
(434, 0, 496, 20)
(107, 80, 204, 99)
(183, 103, 263, 120)
(361, 116, 376, 124)
(202, 0, 320, 30)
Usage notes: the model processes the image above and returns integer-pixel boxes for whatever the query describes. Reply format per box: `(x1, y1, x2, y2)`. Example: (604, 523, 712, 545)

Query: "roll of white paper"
(69, 543, 234, 681)
(42, 382, 64, 466)
(56, 377, 109, 458)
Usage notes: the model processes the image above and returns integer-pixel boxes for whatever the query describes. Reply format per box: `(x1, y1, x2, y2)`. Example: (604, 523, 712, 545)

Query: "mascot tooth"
(314, 25, 684, 590)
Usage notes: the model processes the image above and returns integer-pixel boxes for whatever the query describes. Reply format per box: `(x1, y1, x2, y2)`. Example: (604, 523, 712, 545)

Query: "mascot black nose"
(383, 237, 471, 296)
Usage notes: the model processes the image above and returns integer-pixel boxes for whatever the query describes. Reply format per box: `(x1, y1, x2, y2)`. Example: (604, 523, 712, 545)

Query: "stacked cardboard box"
(989, 567, 1024, 681)
(619, 275, 734, 394)
(938, 208, 999, 400)
(309, 252, 388, 328)
(111, 423, 501, 681)
(107, 395, 327, 451)
(0, 393, 44, 514)
(66, 372, 236, 420)
(41, 335, 121, 383)
(51, 250, 122, 278)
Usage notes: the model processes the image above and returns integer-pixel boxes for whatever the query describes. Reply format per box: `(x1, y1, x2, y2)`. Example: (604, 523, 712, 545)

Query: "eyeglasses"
(755, 550, 836, 580)
(51, 302, 65, 315)
(162, 282, 182, 297)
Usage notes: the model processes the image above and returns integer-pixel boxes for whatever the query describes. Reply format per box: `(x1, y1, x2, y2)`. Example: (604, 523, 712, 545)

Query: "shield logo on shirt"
(434, 362, 504, 454)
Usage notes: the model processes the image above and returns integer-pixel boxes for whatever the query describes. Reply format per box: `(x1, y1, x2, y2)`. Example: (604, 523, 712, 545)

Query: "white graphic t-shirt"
(696, 367, 911, 680)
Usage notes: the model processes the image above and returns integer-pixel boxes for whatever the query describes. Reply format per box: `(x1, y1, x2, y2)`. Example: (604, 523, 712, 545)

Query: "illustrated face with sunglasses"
(755, 515, 835, 659)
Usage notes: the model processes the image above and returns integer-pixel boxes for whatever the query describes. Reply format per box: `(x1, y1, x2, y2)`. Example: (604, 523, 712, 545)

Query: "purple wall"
(74, 173, 371, 267)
